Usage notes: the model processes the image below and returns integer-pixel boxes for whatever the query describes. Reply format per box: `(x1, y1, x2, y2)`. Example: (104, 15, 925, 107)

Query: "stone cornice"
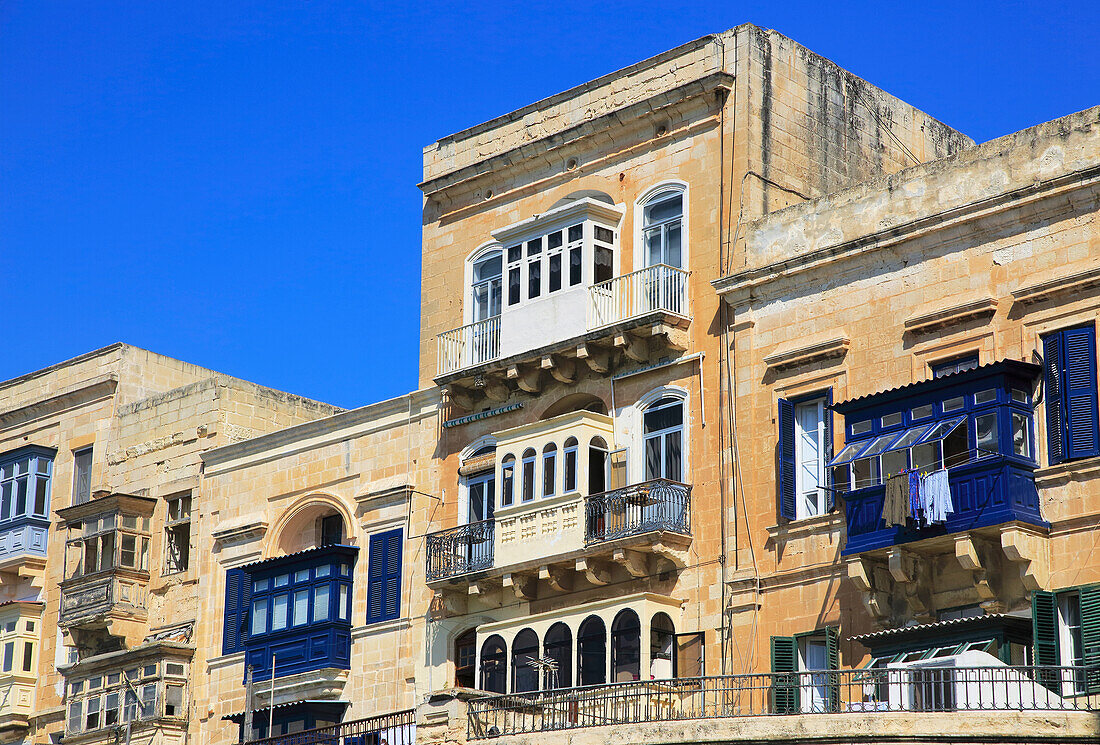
(0, 374, 118, 428)
(714, 162, 1100, 301)
(1012, 265, 1100, 305)
(763, 335, 850, 371)
(904, 297, 998, 334)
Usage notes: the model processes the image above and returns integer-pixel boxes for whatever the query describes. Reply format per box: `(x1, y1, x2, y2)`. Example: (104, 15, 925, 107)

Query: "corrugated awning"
(849, 613, 1016, 642)
(238, 544, 358, 573)
(222, 699, 350, 722)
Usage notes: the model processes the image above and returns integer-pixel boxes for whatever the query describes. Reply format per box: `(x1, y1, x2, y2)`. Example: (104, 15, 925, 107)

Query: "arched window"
(455, 628, 477, 688)
(543, 622, 572, 690)
(480, 635, 507, 693)
(563, 437, 579, 493)
(521, 448, 536, 502)
(650, 613, 675, 680)
(577, 616, 607, 686)
(511, 629, 540, 693)
(611, 609, 641, 682)
(500, 455, 515, 507)
(643, 398, 683, 482)
(642, 191, 683, 269)
(542, 443, 557, 498)
(470, 249, 502, 322)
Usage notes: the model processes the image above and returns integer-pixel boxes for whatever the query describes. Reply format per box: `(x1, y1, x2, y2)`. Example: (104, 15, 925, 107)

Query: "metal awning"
(223, 699, 350, 722)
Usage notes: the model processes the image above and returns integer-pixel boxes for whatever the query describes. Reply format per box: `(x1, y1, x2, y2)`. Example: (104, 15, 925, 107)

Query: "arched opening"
(611, 609, 641, 682)
(461, 445, 496, 525)
(563, 437, 579, 494)
(543, 622, 572, 690)
(641, 190, 683, 269)
(650, 613, 675, 680)
(643, 397, 684, 482)
(577, 616, 607, 686)
(542, 443, 557, 498)
(470, 249, 503, 322)
(480, 635, 507, 693)
(511, 629, 540, 693)
(540, 393, 608, 420)
(275, 502, 347, 555)
(521, 448, 536, 502)
(454, 628, 477, 688)
(589, 437, 608, 494)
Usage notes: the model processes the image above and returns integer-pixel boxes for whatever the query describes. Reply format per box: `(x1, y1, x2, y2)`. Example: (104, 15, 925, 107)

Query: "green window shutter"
(1079, 584, 1100, 695)
(824, 626, 840, 712)
(770, 636, 799, 714)
(1032, 589, 1060, 691)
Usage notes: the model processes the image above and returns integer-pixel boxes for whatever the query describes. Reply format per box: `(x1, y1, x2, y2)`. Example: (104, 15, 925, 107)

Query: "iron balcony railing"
(425, 519, 495, 581)
(437, 316, 501, 376)
(584, 479, 691, 545)
(245, 710, 415, 745)
(467, 666, 1099, 739)
(589, 264, 688, 330)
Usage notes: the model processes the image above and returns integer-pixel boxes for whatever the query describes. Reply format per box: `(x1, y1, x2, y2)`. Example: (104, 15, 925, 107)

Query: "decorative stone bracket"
(1001, 526, 1050, 591)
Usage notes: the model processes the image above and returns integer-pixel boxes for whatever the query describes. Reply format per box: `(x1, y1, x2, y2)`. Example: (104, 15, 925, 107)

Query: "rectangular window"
(527, 257, 541, 299)
(22, 641, 33, 672)
(367, 528, 402, 624)
(1043, 325, 1099, 465)
(593, 245, 613, 284)
(86, 696, 100, 729)
(165, 685, 184, 717)
(975, 412, 999, 457)
(501, 460, 515, 507)
(141, 684, 156, 718)
(105, 692, 119, 725)
(165, 494, 191, 573)
(794, 399, 826, 519)
(508, 265, 521, 305)
(1013, 412, 1032, 459)
(293, 589, 309, 626)
(272, 594, 289, 631)
(543, 449, 556, 497)
(564, 444, 577, 493)
(2, 641, 12, 671)
(69, 701, 82, 733)
(339, 584, 350, 621)
(252, 598, 268, 635)
(73, 447, 93, 505)
(313, 584, 330, 622)
(548, 253, 562, 292)
(932, 354, 979, 378)
(521, 453, 535, 501)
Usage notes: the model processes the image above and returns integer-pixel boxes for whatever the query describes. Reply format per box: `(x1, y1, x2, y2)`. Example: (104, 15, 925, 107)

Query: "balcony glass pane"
(858, 433, 904, 458)
(975, 413, 999, 456)
(272, 594, 289, 631)
(914, 417, 965, 445)
(885, 424, 934, 452)
(828, 440, 871, 467)
(313, 584, 330, 622)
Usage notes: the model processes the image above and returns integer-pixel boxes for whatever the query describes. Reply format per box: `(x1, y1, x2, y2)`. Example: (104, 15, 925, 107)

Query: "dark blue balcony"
(236, 544, 357, 683)
(842, 455, 1045, 555)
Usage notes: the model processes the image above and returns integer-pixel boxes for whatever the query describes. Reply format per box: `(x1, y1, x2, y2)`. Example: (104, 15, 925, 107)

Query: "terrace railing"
(246, 710, 415, 745)
(584, 479, 691, 545)
(467, 666, 1099, 739)
(425, 519, 495, 581)
(437, 316, 501, 376)
(588, 264, 688, 330)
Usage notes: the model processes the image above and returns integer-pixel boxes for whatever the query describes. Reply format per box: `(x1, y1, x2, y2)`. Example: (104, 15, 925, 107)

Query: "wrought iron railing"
(425, 519, 495, 581)
(245, 710, 415, 745)
(467, 666, 1099, 738)
(588, 264, 688, 330)
(437, 316, 501, 376)
(584, 479, 691, 545)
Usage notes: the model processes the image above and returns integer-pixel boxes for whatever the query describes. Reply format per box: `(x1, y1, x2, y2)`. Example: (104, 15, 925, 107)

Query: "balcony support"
(1001, 526, 1049, 592)
(446, 384, 476, 411)
(887, 547, 933, 621)
(507, 364, 542, 394)
(483, 378, 511, 402)
(847, 557, 890, 621)
(577, 343, 610, 373)
(576, 557, 610, 586)
(538, 565, 572, 593)
(954, 535, 995, 602)
(429, 591, 467, 619)
(542, 355, 576, 384)
(614, 333, 649, 364)
(614, 548, 649, 578)
(652, 541, 689, 571)
(503, 572, 536, 600)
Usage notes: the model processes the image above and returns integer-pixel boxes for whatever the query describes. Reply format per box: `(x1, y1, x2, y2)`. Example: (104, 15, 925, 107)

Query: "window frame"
(635, 182, 688, 272)
(0, 447, 54, 524)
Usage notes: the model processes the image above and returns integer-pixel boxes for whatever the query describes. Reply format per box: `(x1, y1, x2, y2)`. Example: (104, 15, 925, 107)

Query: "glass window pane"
(569, 246, 582, 286)
(1011, 388, 1030, 404)
(527, 260, 541, 299)
(975, 412, 999, 456)
(850, 420, 872, 436)
(664, 431, 682, 482)
(543, 452, 555, 497)
(549, 253, 561, 292)
(273, 574, 289, 587)
(880, 412, 903, 428)
(547, 231, 562, 249)
(338, 585, 350, 620)
(860, 433, 903, 458)
(974, 389, 997, 405)
(644, 194, 682, 224)
(272, 594, 289, 631)
(313, 584, 330, 622)
(251, 599, 268, 635)
(829, 440, 871, 467)
(568, 224, 583, 243)
(253, 578, 269, 593)
(508, 266, 521, 305)
(851, 457, 880, 489)
(886, 424, 934, 452)
(942, 396, 964, 412)
(1012, 412, 1031, 458)
(293, 589, 309, 625)
(915, 417, 965, 445)
(294, 569, 310, 583)
(665, 223, 681, 267)
(911, 404, 935, 420)
(33, 476, 49, 515)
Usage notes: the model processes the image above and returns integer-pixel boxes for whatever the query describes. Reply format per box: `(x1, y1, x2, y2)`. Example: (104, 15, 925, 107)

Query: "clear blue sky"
(3, 2, 1097, 409)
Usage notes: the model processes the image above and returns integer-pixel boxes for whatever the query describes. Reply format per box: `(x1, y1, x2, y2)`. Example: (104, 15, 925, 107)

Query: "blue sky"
(3, 1, 1097, 408)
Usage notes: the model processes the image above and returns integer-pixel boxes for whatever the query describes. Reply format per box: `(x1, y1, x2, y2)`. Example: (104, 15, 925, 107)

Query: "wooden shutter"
(674, 632, 704, 678)
(1032, 588, 1060, 692)
(770, 636, 799, 714)
(1062, 326, 1099, 460)
(368, 529, 402, 624)
(778, 398, 796, 521)
(824, 390, 835, 512)
(1079, 584, 1100, 694)
(222, 568, 250, 654)
(824, 626, 840, 712)
(1043, 333, 1065, 464)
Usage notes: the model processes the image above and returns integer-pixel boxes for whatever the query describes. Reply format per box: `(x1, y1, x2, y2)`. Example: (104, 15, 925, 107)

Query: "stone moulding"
(903, 297, 998, 334)
(763, 336, 850, 371)
(212, 516, 269, 547)
(1011, 265, 1100, 305)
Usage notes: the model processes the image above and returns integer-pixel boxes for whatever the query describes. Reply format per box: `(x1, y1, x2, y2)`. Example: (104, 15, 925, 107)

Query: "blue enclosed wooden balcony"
(237, 544, 357, 683)
(0, 446, 54, 574)
(831, 361, 1048, 557)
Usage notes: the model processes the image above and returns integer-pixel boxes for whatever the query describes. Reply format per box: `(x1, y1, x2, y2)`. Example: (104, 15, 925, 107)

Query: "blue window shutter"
(222, 568, 250, 654)
(1043, 333, 1065, 464)
(778, 398, 796, 520)
(1062, 325, 1099, 460)
(824, 390, 835, 512)
(367, 529, 402, 624)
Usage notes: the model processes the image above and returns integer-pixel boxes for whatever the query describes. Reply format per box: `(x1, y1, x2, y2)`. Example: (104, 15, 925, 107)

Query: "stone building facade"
(2, 21, 1098, 745)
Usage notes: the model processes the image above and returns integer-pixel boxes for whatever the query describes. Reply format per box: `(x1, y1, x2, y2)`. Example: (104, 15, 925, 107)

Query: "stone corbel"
(15, 557, 47, 593)
(954, 535, 994, 601)
(467, 578, 500, 601)
(614, 333, 649, 364)
(539, 565, 572, 593)
(650, 323, 688, 352)
(1001, 527, 1049, 592)
(446, 384, 475, 411)
(886, 547, 933, 619)
(506, 365, 542, 394)
(429, 590, 467, 619)
(847, 557, 890, 621)
(576, 558, 610, 586)
(482, 378, 511, 403)
(503, 572, 536, 600)
(577, 344, 610, 373)
(542, 355, 576, 385)
(650, 541, 689, 570)
(613, 548, 649, 578)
